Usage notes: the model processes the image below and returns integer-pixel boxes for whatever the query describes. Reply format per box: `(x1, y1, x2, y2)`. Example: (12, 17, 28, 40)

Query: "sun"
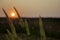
(11, 12, 15, 17)
(9, 11, 18, 18)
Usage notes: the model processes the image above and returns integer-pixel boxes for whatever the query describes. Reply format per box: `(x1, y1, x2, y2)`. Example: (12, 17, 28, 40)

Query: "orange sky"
(0, 0, 60, 17)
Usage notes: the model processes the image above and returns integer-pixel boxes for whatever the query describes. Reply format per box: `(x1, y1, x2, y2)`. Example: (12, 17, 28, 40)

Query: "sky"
(0, 0, 60, 18)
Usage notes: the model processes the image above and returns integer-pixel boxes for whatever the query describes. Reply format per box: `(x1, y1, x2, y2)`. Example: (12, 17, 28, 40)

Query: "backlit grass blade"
(13, 7, 24, 27)
(2, 8, 17, 37)
(24, 19, 30, 36)
(2, 8, 22, 40)
(39, 16, 46, 40)
(13, 7, 30, 36)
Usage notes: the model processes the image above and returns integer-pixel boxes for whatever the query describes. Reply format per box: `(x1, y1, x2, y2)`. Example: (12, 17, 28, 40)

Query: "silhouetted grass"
(2, 8, 22, 40)
(1, 7, 60, 40)
(39, 17, 46, 40)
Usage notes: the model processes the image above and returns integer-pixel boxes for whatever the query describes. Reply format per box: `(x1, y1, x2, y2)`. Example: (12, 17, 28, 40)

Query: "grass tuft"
(39, 16, 46, 40)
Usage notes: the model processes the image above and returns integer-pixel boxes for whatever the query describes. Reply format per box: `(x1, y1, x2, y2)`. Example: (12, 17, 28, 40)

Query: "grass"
(2, 8, 46, 40)
(13, 7, 30, 36)
(2, 8, 22, 40)
(39, 17, 46, 40)
(24, 19, 30, 36)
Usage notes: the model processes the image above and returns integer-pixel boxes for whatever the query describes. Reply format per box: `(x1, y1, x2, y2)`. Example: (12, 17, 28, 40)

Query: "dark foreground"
(0, 33, 60, 40)
(0, 17, 60, 40)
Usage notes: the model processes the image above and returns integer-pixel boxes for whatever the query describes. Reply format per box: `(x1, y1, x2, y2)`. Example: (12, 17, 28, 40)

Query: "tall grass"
(39, 17, 46, 40)
(13, 7, 24, 27)
(13, 7, 30, 36)
(2, 8, 22, 40)
(2, 8, 46, 40)
(24, 19, 30, 36)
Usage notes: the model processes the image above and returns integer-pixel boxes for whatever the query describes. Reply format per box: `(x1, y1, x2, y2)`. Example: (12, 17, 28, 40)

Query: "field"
(0, 17, 60, 40)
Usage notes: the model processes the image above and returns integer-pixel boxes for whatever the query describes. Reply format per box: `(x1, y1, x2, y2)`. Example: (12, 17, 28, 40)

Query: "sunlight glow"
(11, 12, 15, 17)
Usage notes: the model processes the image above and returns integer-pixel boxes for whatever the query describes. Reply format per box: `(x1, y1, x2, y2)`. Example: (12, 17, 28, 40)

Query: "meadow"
(0, 17, 60, 40)
(0, 7, 60, 40)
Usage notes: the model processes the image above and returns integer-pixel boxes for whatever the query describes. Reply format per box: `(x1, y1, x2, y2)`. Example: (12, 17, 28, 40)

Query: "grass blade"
(13, 7, 30, 36)
(2, 8, 17, 37)
(2, 8, 22, 40)
(24, 19, 30, 36)
(39, 17, 46, 40)
(13, 7, 24, 27)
